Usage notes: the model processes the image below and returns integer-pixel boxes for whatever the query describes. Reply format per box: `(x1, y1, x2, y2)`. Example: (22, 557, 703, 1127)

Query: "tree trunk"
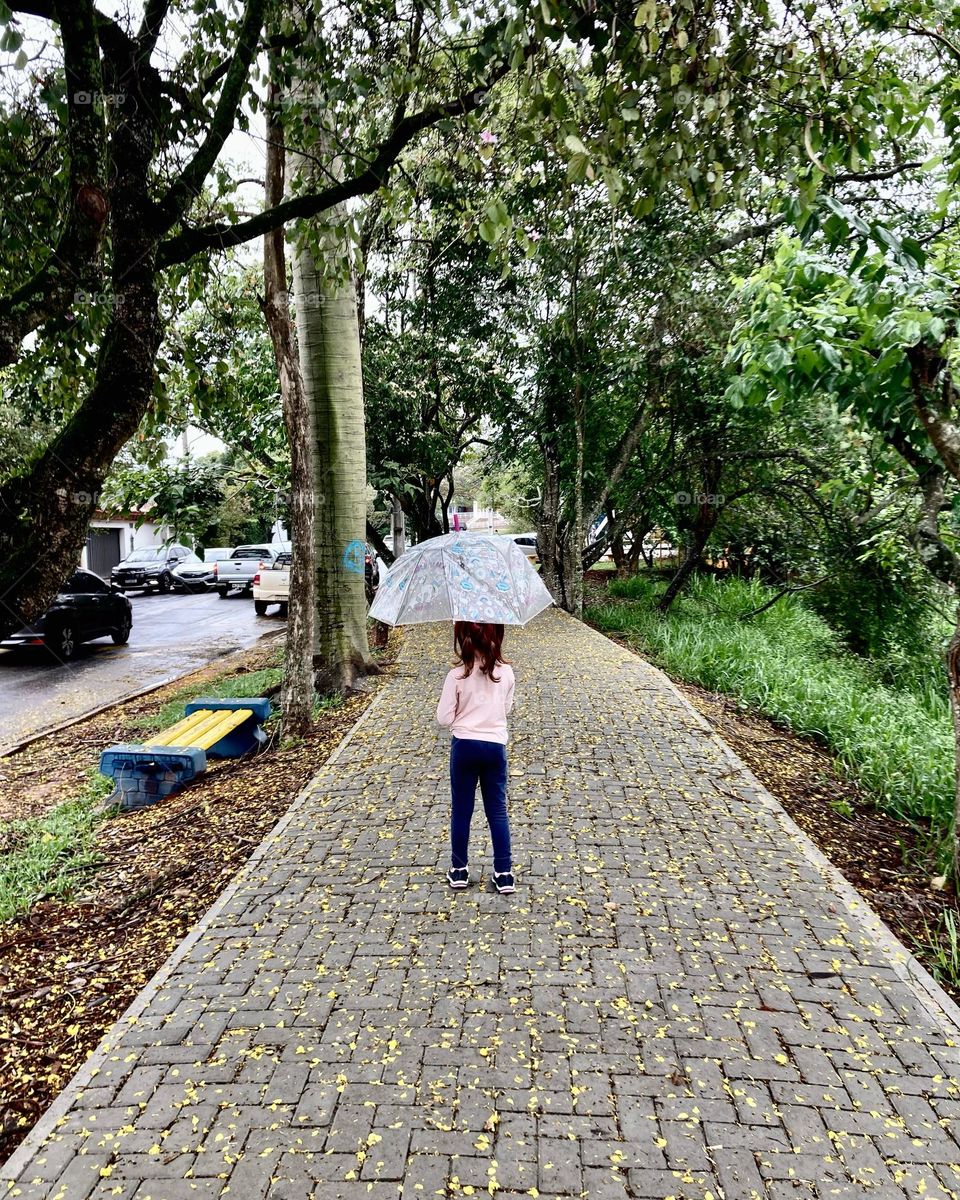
(609, 506, 628, 577)
(290, 113, 370, 692)
(262, 67, 315, 734)
(391, 495, 406, 558)
(0, 50, 162, 631)
(292, 230, 371, 691)
(570, 379, 585, 618)
(658, 498, 720, 613)
(537, 440, 565, 605)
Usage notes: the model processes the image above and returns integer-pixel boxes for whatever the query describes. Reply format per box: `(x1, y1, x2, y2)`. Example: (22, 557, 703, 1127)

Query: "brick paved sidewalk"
(4, 610, 960, 1200)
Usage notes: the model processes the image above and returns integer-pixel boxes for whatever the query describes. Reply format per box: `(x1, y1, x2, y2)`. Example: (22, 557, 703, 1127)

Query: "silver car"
(172, 547, 234, 593)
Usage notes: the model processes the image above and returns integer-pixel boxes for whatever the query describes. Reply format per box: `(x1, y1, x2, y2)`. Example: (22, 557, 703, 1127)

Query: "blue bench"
(100, 697, 271, 811)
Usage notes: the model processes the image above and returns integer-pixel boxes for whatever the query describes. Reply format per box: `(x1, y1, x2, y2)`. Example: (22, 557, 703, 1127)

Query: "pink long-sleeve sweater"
(436, 662, 516, 745)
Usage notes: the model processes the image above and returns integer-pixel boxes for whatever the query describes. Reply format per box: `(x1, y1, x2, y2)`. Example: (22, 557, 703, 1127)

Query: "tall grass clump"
(588, 573, 954, 843)
(0, 773, 114, 922)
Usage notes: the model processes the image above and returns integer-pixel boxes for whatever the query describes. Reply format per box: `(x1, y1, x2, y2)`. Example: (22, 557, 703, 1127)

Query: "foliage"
(101, 451, 281, 550)
(363, 204, 516, 541)
(727, 235, 958, 455)
(159, 268, 288, 479)
(0, 773, 113, 923)
(589, 575, 953, 855)
(0, 0, 936, 630)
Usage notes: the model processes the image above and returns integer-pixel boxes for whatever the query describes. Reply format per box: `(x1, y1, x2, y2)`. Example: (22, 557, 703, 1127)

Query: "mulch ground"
(675, 679, 960, 1005)
(0, 632, 399, 1163)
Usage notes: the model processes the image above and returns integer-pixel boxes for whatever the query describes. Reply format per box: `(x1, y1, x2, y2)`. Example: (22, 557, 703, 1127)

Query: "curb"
(0, 669, 395, 1182)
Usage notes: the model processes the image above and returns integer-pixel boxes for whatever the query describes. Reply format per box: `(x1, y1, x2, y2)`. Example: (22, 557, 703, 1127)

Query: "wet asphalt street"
(0, 590, 284, 753)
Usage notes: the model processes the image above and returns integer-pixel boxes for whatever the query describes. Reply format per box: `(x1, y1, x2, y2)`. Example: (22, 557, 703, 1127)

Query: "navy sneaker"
(447, 867, 469, 889)
(493, 871, 516, 894)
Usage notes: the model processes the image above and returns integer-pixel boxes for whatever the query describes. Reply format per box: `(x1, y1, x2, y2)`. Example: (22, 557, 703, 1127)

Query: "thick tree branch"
(738, 575, 830, 620)
(886, 425, 933, 476)
(158, 68, 511, 268)
(907, 345, 960, 482)
(914, 464, 960, 588)
(593, 401, 649, 516)
(899, 22, 960, 63)
(702, 212, 788, 257)
(366, 520, 395, 567)
(699, 161, 923, 262)
(11, 0, 138, 59)
(152, 0, 267, 233)
(833, 161, 923, 184)
(137, 0, 171, 56)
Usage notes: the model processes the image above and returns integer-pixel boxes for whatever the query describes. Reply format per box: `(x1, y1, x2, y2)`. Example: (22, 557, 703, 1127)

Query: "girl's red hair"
(453, 621, 507, 682)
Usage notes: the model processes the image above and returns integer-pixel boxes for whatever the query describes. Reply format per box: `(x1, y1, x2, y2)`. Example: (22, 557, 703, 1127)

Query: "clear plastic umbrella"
(369, 532, 554, 626)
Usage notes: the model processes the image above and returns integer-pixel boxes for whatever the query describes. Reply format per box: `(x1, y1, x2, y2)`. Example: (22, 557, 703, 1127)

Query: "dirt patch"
(0, 631, 399, 1162)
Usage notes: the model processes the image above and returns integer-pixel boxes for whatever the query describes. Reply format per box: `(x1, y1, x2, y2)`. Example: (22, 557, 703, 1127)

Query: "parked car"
(111, 544, 198, 594)
(214, 543, 289, 597)
(253, 551, 291, 616)
(510, 532, 540, 562)
(1, 569, 132, 660)
(172, 546, 234, 593)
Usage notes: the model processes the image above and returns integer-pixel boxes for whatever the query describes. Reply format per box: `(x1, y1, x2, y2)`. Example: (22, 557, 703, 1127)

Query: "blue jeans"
(450, 736, 512, 874)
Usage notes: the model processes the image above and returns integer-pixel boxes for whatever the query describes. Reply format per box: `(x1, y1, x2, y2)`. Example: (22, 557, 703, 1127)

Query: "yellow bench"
(100, 696, 271, 811)
(143, 706, 253, 751)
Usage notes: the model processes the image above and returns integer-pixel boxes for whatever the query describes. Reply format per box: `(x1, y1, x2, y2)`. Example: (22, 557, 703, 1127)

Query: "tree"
(364, 210, 511, 544)
(727, 225, 960, 865)
(0, 0, 528, 631)
(0, 0, 920, 633)
(262, 61, 315, 731)
(289, 119, 370, 692)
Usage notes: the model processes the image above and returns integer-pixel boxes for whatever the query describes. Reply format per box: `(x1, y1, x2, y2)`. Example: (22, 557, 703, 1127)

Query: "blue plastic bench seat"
(100, 696, 271, 811)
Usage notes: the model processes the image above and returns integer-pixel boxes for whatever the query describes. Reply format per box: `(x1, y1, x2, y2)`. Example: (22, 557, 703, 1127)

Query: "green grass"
(587, 574, 954, 846)
(0, 773, 115, 922)
(912, 908, 960, 991)
(312, 693, 344, 720)
(128, 667, 284, 733)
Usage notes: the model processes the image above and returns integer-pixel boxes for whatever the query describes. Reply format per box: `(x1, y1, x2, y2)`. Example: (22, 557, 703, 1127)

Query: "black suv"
(2, 570, 133, 660)
(111, 544, 198, 594)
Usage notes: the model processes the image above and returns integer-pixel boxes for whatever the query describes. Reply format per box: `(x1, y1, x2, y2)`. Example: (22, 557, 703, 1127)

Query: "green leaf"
(602, 166, 624, 206)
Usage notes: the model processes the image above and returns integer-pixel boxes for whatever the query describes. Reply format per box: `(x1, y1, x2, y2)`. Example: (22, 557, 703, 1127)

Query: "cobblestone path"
(4, 611, 960, 1200)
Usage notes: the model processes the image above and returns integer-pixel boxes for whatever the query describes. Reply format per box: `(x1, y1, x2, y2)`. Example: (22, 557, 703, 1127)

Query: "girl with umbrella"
(436, 621, 516, 893)
(369, 532, 554, 893)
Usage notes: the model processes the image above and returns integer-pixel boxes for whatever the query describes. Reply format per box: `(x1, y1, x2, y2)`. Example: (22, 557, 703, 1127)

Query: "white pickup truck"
(253, 550, 291, 615)
(214, 544, 288, 598)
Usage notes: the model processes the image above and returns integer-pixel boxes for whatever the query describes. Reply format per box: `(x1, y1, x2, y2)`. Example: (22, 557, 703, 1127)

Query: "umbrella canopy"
(369, 532, 554, 626)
